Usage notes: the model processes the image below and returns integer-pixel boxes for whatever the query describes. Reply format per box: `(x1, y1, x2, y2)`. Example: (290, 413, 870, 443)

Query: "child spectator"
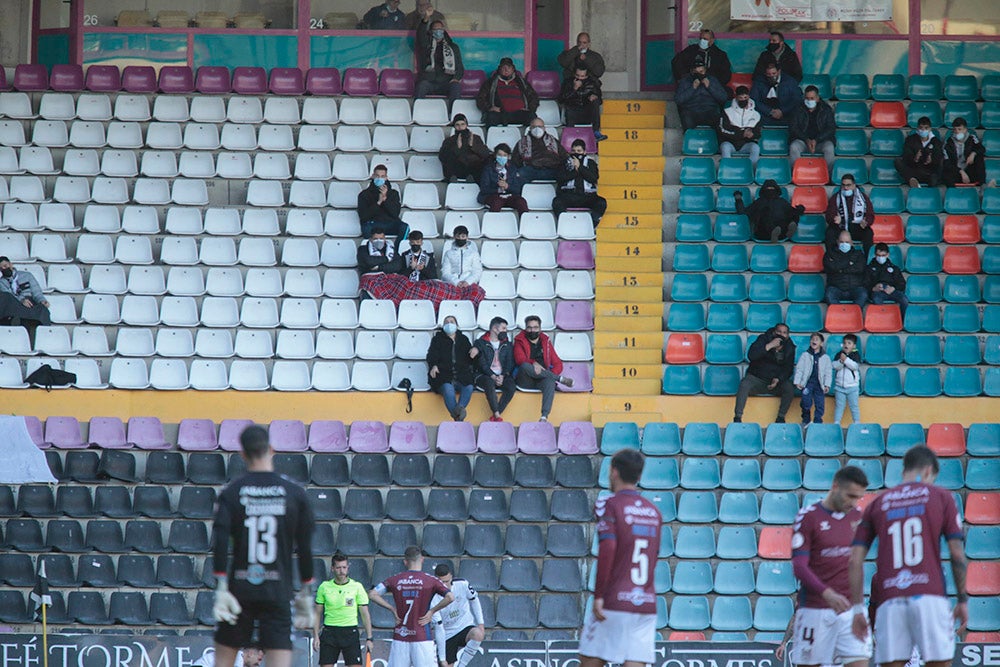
(831, 333, 862, 424)
(794, 332, 832, 427)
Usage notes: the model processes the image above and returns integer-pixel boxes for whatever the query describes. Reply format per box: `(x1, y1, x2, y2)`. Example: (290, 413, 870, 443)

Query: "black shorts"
(319, 626, 362, 666)
(445, 625, 475, 664)
(214, 598, 292, 651)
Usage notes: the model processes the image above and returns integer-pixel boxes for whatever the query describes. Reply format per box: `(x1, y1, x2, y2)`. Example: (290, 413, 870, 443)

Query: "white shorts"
(874, 596, 955, 664)
(789, 607, 872, 665)
(387, 640, 436, 667)
(578, 608, 656, 665)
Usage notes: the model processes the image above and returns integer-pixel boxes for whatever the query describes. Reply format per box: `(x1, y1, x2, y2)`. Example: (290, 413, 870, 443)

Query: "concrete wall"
(0, 0, 32, 68)
(573, 0, 641, 92)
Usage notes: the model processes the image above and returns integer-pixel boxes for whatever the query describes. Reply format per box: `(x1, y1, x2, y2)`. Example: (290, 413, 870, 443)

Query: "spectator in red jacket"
(513, 315, 574, 421)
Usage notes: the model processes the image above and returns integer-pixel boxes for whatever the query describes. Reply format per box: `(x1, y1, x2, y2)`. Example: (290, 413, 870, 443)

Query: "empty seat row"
(0, 174, 208, 205)
(797, 73, 1000, 102)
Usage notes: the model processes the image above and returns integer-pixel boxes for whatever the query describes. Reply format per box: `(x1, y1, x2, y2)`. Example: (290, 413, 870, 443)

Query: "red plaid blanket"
(360, 273, 486, 309)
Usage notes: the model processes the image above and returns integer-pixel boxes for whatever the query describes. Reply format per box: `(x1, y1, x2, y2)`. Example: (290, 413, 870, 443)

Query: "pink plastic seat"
(557, 241, 595, 269)
(560, 127, 597, 153)
(307, 420, 348, 452)
(44, 416, 85, 449)
(554, 301, 594, 331)
(389, 421, 430, 453)
(88, 416, 126, 448)
(476, 421, 517, 454)
(526, 70, 560, 99)
(557, 421, 598, 454)
(50, 64, 85, 92)
(460, 70, 486, 98)
(0, 69, 8, 91)
(232, 66, 268, 95)
(14, 64, 48, 92)
(305, 68, 342, 95)
(127, 417, 168, 449)
(517, 421, 557, 454)
(269, 67, 305, 95)
(435, 421, 476, 453)
(379, 69, 415, 97)
(219, 419, 254, 452)
(196, 66, 232, 94)
(177, 418, 218, 451)
(24, 416, 45, 448)
(557, 363, 592, 392)
(342, 68, 378, 96)
(269, 419, 308, 452)
(118, 65, 156, 93)
(86, 65, 123, 92)
(158, 66, 194, 93)
(348, 420, 389, 452)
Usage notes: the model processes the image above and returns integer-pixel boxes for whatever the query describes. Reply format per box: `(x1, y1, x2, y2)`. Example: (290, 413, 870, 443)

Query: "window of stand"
(309, 0, 525, 32)
(81, 0, 298, 29)
(39, 0, 71, 29)
(686, 0, 910, 35)
(919, 0, 1000, 34)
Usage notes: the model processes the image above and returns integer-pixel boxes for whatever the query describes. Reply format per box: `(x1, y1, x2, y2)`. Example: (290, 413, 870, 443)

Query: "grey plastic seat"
(37, 554, 76, 586)
(310, 454, 349, 486)
(67, 591, 111, 625)
(117, 554, 157, 587)
(146, 451, 185, 483)
(351, 454, 390, 486)
(390, 454, 431, 486)
(156, 555, 201, 588)
(0, 553, 35, 586)
(432, 455, 473, 487)
(469, 489, 509, 522)
(421, 523, 462, 557)
(551, 489, 591, 522)
(133, 486, 173, 518)
(474, 456, 514, 487)
(505, 524, 544, 557)
(513, 456, 555, 487)
(45, 519, 87, 552)
(150, 592, 193, 625)
(459, 559, 499, 592)
(110, 591, 151, 625)
(167, 520, 210, 553)
(177, 487, 216, 519)
(500, 560, 540, 591)
(547, 524, 588, 557)
(306, 487, 343, 521)
(344, 488, 385, 520)
(124, 521, 167, 553)
(427, 489, 468, 522)
(84, 519, 127, 552)
(377, 523, 418, 556)
(463, 524, 503, 557)
(186, 452, 226, 485)
(77, 554, 117, 587)
(385, 489, 427, 521)
(336, 524, 376, 556)
(17, 484, 58, 516)
(510, 489, 550, 522)
(94, 486, 134, 518)
(541, 560, 583, 592)
(555, 456, 596, 487)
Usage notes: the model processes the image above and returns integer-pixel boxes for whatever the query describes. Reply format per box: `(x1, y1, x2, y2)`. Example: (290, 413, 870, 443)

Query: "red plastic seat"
(864, 304, 903, 333)
(965, 492, 1000, 524)
(792, 157, 830, 185)
(943, 246, 981, 274)
(869, 101, 907, 128)
(664, 334, 705, 364)
(231, 66, 267, 95)
(379, 68, 415, 97)
(342, 68, 378, 96)
(158, 65, 195, 94)
(871, 215, 904, 243)
(195, 66, 231, 94)
(791, 186, 829, 213)
(968, 562, 1000, 595)
(13, 64, 48, 91)
(728, 72, 753, 94)
(49, 64, 85, 92)
(758, 526, 792, 559)
(86, 65, 123, 92)
(305, 68, 342, 95)
(788, 245, 825, 273)
(967, 633, 1000, 643)
(926, 423, 966, 456)
(268, 67, 305, 95)
(943, 215, 981, 243)
(825, 305, 863, 333)
(669, 632, 707, 641)
(525, 70, 560, 99)
(121, 65, 156, 93)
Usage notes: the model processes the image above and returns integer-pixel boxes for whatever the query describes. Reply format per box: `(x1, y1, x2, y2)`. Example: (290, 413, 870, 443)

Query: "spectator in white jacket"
(440, 225, 482, 288)
(793, 332, 832, 427)
(717, 86, 762, 165)
(831, 333, 862, 424)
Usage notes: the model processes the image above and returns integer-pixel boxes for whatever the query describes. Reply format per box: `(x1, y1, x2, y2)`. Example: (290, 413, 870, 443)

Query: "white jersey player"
(430, 564, 485, 667)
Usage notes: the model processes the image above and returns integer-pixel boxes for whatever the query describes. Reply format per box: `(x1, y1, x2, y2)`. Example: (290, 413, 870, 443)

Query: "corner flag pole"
(41, 601, 48, 667)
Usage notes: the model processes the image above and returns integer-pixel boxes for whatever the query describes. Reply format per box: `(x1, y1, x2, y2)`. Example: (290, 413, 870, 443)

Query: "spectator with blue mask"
(427, 315, 475, 421)
(414, 18, 463, 108)
(789, 85, 835, 168)
(359, 0, 406, 29)
(895, 116, 944, 187)
(478, 143, 528, 214)
(823, 230, 868, 309)
(866, 243, 908, 316)
(824, 173, 874, 254)
(357, 164, 408, 238)
(671, 28, 732, 86)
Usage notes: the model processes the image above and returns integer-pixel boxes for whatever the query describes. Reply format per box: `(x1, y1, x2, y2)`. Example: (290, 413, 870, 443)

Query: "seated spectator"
(553, 138, 607, 227)
(558, 66, 605, 141)
(397, 230, 437, 281)
(824, 173, 874, 254)
(360, 0, 406, 29)
(404, 0, 444, 30)
(476, 57, 538, 129)
(733, 322, 796, 424)
(718, 85, 762, 165)
(478, 143, 528, 214)
(358, 164, 408, 238)
(514, 315, 574, 422)
(750, 59, 802, 127)
(472, 316, 516, 422)
(866, 242, 908, 316)
(427, 315, 474, 421)
(735, 179, 803, 242)
(438, 113, 490, 182)
(512, 118, 567, 182)
(895, 116, 944, 188)
(671, 28, 732, 87)
(557, 32, 605, 81)
(440, 225, 483, 288)
(942, 117, 987, 187)
(789, 85, 835, 168)
(752, 31, 802, 83)
(0, 257, 50, 331)
(357, 230, 402, 276)
(824, 230, 868, 308)
(675, 55, 728, 130)
(414, 17, 463, 107)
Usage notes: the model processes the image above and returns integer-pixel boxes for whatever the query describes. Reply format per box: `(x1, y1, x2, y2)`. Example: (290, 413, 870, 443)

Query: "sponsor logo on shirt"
(617, 587, 655, 607)
(885, 568, 930, 590)
(397, 627, 416, 637)
(820, 521, 831, 531)
(819, 546, 852, 558)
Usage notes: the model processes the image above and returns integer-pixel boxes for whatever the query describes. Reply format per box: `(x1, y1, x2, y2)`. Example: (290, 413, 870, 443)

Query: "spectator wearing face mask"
(823, 230, 868, 308)
(427, 315, 474, 421)
(718, 85, 762, 165)
(478, 143, 528, 214)
(512, 118, 567, 182)
(866, 242, 908, 316)
(942, 117, 987, 187)
(0, 256, 50, 334)
(476, 57, 539, 129)
(513, 315, 574, 422)
(357, 164, 408, 238)
(824, 173, 874, 255)
(671, 28, 732, 86)
(440, 225, 483, 289)
(557, 32, 605, 81)
(359, 0, 406, 29)
(414, 18, 463, 107)
(733, 322, 797, 424)
(750, 59, 802, 127)
(895, 116, 944, 188)
(789, 85, 835, 168)
(396, 230, 437, 282)
(404, 0, 445, 30)
(734, 179, 803, 242)
(438, 114, 491, 182)
(675, 55, 728, 130)
(357, 231, 403, 276)
(471, 316, 516, 422)
(558, 66, 605, 141)
(752, 31, 802, 83)
(553, 139, 606, 227)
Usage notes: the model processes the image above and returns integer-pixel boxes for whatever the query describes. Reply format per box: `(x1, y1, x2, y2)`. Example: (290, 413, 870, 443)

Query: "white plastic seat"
(437, 300, 476, 330)
(276, 330, 317, 359)
(238, 238, 277, 267)
(227, 97, 264, 124)
(242, 209, 280, 236)
(320, 299, 359, 328)
(482, 211, 520, 239)
(258, 124, 295, 151)
(31, 120, 69, 147)
(335, 126, 373, 152)
(536, 100, 562, 127)
(442, 211, 482, 238)
(407, 155, 444, 182)
(199, 238, 237, 266)
(159, 296, 200, 327)
(30, 234, 68, 263)
(409, 126, 445, 152)
(115, 328, 155, 356)
(81, 294, 121, 324)
(203, 268, 243, 297)
(518, 240, 558, 269)
(480, 240, 517, 269)
(271, 361, 312, 391)
(0, 232, 30, 260)
(47, 294, 81, 324)
(140, 151, 179, 178)
(327, 182, 363, 208)
(289, 181, 327, 208)
(0, 93, 33, 119)
(402, 183, 440, 210)
(75, 234, 114, 263)
(121, 295, 160, 326)
(65, 358, 107, 388)
(133, 178, 170, 205)
(221, 124, 258, 151)
(37, 202, 76, 232)
(68, 121, 106, 148)
(476, 300, 516, 331)
(91, 177, 129, 204)
(312, 361, 351, 391)
(183, 123, 222, 150)
(189, 97, 226, 123)
(215, 152, 253, 179)
(113, 94, 151, 122)
(121, 206, 159, 234)
(33, 326, 73, 356)
(294, 154, 332, 180)
(369, 154, 407, 180)
(172, 179, 209, 206)
(155, 328, 195, 357)
(230, 361, 270, 391)
(302, 98, 339, 124)
(0, 120, 27, 146)
(451, 100, 482, 125)
(38, 94, 75, 121)
(152, 96, 189, 122)
(317, 330, 355, 359)
(0, 326, 33, 354)
(146, 122, 184, 149)
(412, 99, 449, 126)
(319, 211, 358, 238)
(115, 236, 154, 265)
(339, 98, 376, 125)
(47, 265, 86, 293)
(189, 359, 229, 390)
(322, 269, 360, 298)
(19, 147, 57, 175)
(400, 211, 438, 238)
(234, 330, 274, 358)
(284, 269, 323, 298)
(2, 202, 38, 230)
(287, 209, 324, 237)
(105, 121, 143, 149)
(52, 176, 91, 203)
(0, 358, 27, 388)
(359, 300, 398, 329)
(201, 297, 241, 328)
(100, 149, 138, 177)
(479, 270, 516, 299)
(244, 268, 283, 297)
(332, 154, 370, 181)
(517, 270, 556, 299)
(127, 266, 167, 295)
(178, 151, 216, 178)
(109, 358, 150, 389)
(445, 183, 483, 211)
(281, 239, 321, 267)
(26, 358, 63, 381)
(76, 94, 112, 122)
(320, 239, 357, 267)
(372, 126, 410, 152)
(297, 125, 336, 152)
(486, 126, 522, 151)
(166, 267, 207, 296)
(240, 297, 280, 328)
(88, 265, 127, 294)
(355, 331, 394, 360)
(397, 300, 437, 330)
(520, 212, 558, 239)
(0, 147, 24, 175)
(375, 98, 412, 125)
(522, 183, 556, 210)
(557, 211, 596, 239)
(394, 331, 431, 360)
(194, 330, 235, 358)
(150, 359, 190, 390)
(351, 361, 391, 391)
(392, 362, 431, 391)
(263, 98, 301, 124)
(515, 301, 555, 330)
(160, 237, 200, 265)
(246, 180, 285, 207)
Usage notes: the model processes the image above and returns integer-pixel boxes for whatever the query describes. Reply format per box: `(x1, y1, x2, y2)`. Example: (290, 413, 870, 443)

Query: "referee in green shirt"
(313, 551, 373, 667)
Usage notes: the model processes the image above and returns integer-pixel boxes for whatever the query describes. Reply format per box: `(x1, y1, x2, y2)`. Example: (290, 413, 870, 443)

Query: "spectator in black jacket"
(358, 164, 407, 238)
(789, 85, 836, 168)
(671, 28, 732, 86)
(824, 173, 875, 254)
(895, 116, 944, 187)
(396, 230, 437, 281)
(942, 117, 987, 187)
(733, 323, 796, 424)
(414, 18, 463, 107)
(552, 138, 606, 226)
(558, 66, 605, 141)
(824, 230, 868, 308)
(471, 316, 516, 422)
(718, 86, 762, 165)
(556, 32, 605, 81)
(438, 114, 491, 182)
(866, 243, 908, 316)
(476, 57, 539, 129)
(735, 179, 803, 242)
(752, 31, 802, 83)
(427, 315, 474, 421)
(357, 230, 403, 276)
(360, 0, 406, 29)
(675, 55, 728, 130)
(750, 59, 802, 128)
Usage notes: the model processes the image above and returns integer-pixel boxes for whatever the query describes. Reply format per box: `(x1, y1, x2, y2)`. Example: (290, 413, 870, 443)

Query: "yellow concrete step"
(601, 114, 665, 129)
(595, 255, 661, 272)
(602, 129, 664, 144)
(593, 348, 663, 365)
(596, 242, 661, 258)
(591, 395, 662, 414)
(604, 199, 663, 215)
(596, 227, 661, 243)
(595, 271, 664, 288)
(595, 285, 663, 302)
(594, 314, 661, 331)
(601, 185, 664, 201)
(594, 301, 662, 317)
(599, 141, 663, 157)
(599, 213, 664, 230)
(600, 170, 662, 186)
(594, 331, 665, 349)
(594, 363, 663, 380)
(592, 377, 662, 395)
(601, 156, 666, 172)
(602, 99, 667, 115)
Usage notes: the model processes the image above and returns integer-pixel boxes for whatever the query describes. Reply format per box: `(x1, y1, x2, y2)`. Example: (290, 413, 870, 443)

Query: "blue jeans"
(800, 381, 825, 424)
(439, 382, 473, 416)
(834, 386, 861, 424)
(871, 289, 908, 316)
(826, 285, 868, 308)
(720, 141, 760, 166)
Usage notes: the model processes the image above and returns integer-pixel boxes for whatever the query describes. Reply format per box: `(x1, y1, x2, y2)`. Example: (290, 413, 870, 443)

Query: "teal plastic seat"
(862, 367, 902, 396)
(710, 275, 748, 302)
(938, 458, 966, 490)
(787, 274, 824, 302)
(872, 74, 906, 101)
(712, 632, 749, 642)
(845, 423, 885, 456)
(835, 74, 870, 101)
(682, 422, 722, 455)
(675, 214, 712, 242)
(786, 303, 823, 332)
(668, 303, 706, 332)
(904, 367, 943, 397)
(676, 491, 718, 523)
(968, 597, 1000, 633)
(907, 101, 943, 127)
(984, 189, 1000, 215)
(945, 187, 981, 215)
(834, 129, 867, 156)
(718, 157, 754, 185)
(659, 529, 674, 557)
(864, 335, 903, 364)
(984, 248, 1000, 275)
(723, 423, 763, 456)
(986, 368, 1000, 396)
(703, 366, 741, 395)
(832, 157, 868, 184)
(905, 335, 942, 365)
(678, 186, 714, 213)
(714, 562, 755, 595)
(642, 491, 677, 522)
(944, 367, 982, 397)
(746, 303, 783, 332)
(905, 215, 943, 243)
(908, 74, 943, 101)
(904, 304, 942, 333)
(870, 129, 905, 156)
(641, 422, 681, 455)
(669, 596, 711, 631)
(711, 245, 749, 273)
(750, 246, 788, 273)
(681, 156, 717, 185)
(799, 74, 832, 99)
(754, 157, 792, 185)
(886, 423, 925, 456)
(985, 133, 1000, 157)
(759, 492, 799, 524)
(984, 104, 1000, 130)
(680, 458, 720, 489)
(683, 129, 719, 156)
(754, 597, 795, 632)
(662, 365, 701, 395)
(719, 492, 760, 524)
(944, 75, 978, 101)
(802, 458, 840, 490)
(905, 246, 943, 273)
(982, 215, 1000, 242)
(869, 158, 903, 185)
(966, 526, 1000, 559)
(711, 597, 753, 631)
(600, 422, 640, 454)
(968, 423, 1000, 456)
(847, 457, 885, 489)
(716, 186, 751, 213)
(804, 424, 845, 456)
(749, 274, 786, 302)
(834, 101, 869, 128)
(706, 303, 745, 332)
(756, 561, 796, 595)
(721, 458, 762, 490)
(944, 101, 979, 129)
(943, 305, 980, 333)
(793, 215, 826, 243)
(943, 335, 981, 365)
(654, 561, 672, 594)
(717, 526, 757, 560)
(986, 336, 1000, 365)
(944, 275, 981, 303)
(986, 161, 1000, 188)
(673, 244, 710, 272)
(671, 274, 709, 302)
(675, 526, 716, 559)
(598, 458, 611, 488)
(714, 214, 751, 242)
(762, 459, 802, 490)
(763, 423, 804, 456)
(706, 334, 744, 364)
(672, 562, 713, 595)
(987, 305, 1000, 332)
(907, 188, 943, 214)
(760, 128, 789, 156)
(638, 457, 680, 489)
(984, 75, 1000, 101)
(870, 186, 905, 213)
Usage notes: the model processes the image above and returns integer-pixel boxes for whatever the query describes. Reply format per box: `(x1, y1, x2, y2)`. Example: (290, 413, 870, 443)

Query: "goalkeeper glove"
(213, 576, 242, 625)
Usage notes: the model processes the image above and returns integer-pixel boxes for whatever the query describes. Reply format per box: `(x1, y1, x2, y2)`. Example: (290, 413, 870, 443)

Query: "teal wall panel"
(800, 39, 907, 76)
(311, 35, 524, 73)
(921, 41, 1000, 77)
(82, 32, 187, 67)
(645, 39, 674, 86)
(711, 38, 776, 74)
(37, 34, 70, 68)
(536, 38, 563, 72)
(453, 37, 524, 72)
(193, 34, 297, 69)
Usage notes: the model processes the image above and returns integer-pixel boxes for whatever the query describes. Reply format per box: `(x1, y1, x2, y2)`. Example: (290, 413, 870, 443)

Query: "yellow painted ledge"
(3, 390, 996, 429)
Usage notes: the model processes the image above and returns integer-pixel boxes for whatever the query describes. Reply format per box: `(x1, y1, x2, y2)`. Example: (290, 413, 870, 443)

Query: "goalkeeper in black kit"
(211, 425, 316, 667)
